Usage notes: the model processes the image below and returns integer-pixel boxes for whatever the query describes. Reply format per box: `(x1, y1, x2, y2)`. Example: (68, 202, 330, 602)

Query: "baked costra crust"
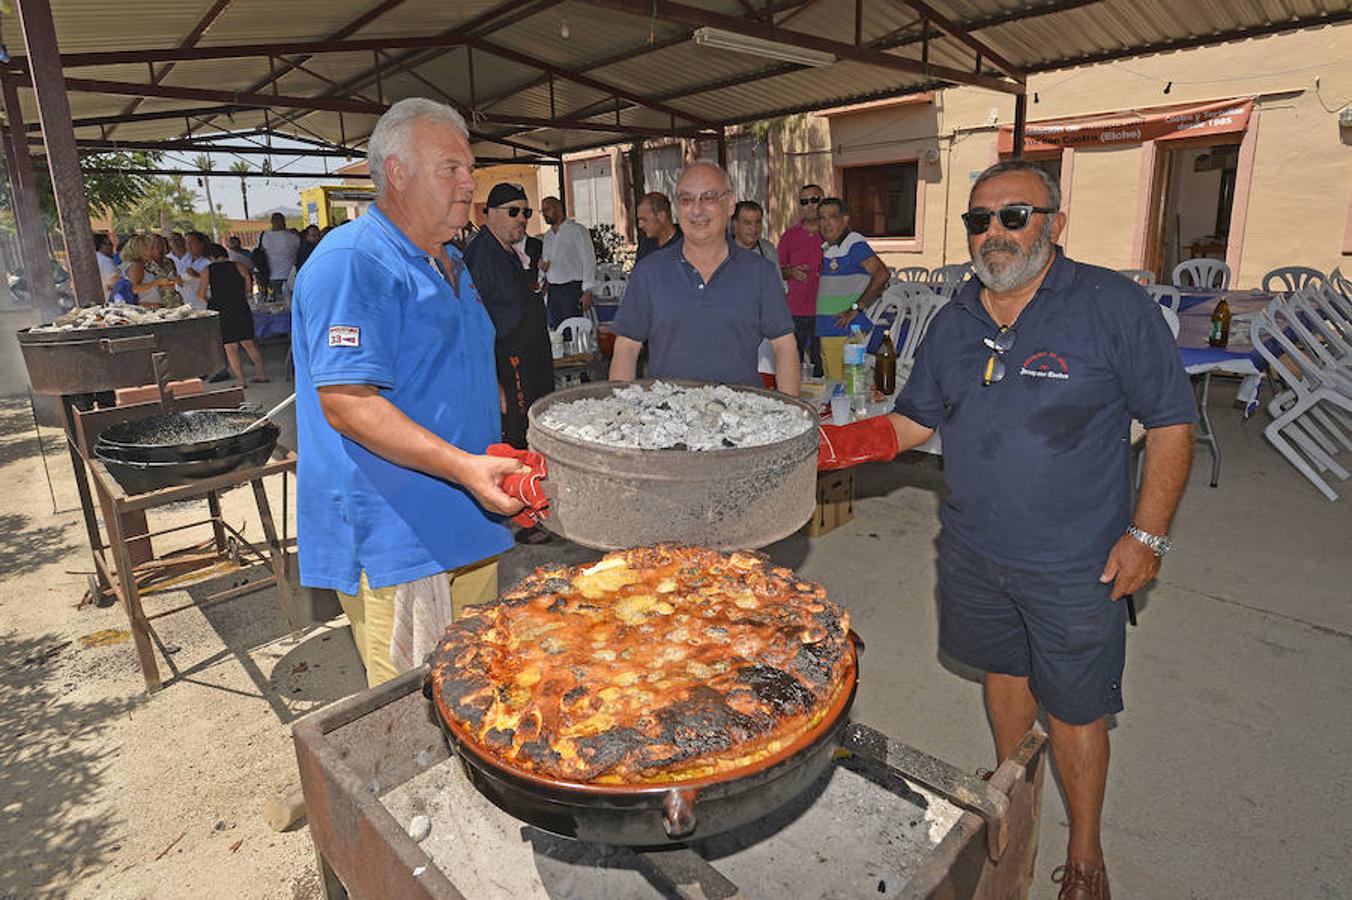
(428, 545, 852, 785)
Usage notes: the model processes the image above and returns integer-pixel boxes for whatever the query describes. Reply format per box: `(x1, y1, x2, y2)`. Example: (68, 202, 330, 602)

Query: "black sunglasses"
(981, 326, 1017, 386)
(799, 196, 823, 206)
(494, 206, 533, 219)
(962, 203, 1057, 235)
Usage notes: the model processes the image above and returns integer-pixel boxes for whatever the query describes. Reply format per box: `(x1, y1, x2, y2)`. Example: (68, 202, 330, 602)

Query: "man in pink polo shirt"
(778, 183, 826, 376)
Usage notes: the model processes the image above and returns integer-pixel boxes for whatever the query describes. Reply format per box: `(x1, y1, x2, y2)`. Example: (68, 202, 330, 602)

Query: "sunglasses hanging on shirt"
(981, 326, 1017, 386)
(961, 203, 1057, 235)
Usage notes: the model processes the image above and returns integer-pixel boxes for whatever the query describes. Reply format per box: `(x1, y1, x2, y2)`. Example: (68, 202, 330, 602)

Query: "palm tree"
(230, 160, 252, 220)
(192, 154, 218, 240)
(112, 176, 196, 232)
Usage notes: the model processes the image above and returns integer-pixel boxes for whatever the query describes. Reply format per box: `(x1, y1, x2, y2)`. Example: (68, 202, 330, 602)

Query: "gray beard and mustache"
(971, 218, 1054, 292)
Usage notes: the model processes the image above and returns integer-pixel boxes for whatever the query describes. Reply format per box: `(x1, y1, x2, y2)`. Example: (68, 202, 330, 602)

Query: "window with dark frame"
(842, 162, 919, 239)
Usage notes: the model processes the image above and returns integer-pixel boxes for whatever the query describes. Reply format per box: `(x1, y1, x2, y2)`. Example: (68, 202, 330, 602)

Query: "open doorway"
(1146, 141, 1240, 280)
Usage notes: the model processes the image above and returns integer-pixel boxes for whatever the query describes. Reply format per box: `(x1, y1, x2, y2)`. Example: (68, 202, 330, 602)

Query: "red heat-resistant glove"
(486, 443, 549, 527)
(818, 416, 900, 471)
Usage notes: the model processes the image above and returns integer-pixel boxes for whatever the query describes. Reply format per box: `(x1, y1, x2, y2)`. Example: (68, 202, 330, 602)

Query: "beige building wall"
(1060, 145, 1144, 271)
(761, 23, 1352, 286)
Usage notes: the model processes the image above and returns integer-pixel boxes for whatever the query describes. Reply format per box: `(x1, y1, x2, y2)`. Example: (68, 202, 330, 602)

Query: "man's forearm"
(1134, 423, 1193, 534)
(858, 270, 889, 308)
(608, 340, 640, 381)
(319, 387, 476, 485)
(886, 412, 935, 453)
(771, 337, 800, 396)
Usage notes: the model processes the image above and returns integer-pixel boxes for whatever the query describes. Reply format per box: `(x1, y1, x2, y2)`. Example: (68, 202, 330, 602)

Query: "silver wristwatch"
(1126, 525, 1172, 557)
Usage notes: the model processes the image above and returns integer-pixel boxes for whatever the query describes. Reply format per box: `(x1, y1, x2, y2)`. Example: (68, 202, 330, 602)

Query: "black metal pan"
(424, 641, 859, 847)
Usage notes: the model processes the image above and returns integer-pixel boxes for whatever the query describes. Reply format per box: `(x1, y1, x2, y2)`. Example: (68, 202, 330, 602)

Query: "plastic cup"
(830, 395, 852, 425)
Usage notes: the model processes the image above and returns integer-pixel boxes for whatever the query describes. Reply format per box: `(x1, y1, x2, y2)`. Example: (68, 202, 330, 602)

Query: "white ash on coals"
(538, 381, 812, 450)
(30, 304, 210, 332)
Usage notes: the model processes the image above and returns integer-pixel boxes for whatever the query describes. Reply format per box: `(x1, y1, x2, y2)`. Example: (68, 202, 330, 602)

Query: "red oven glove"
(818, 416, 900, 471)
(486, 444, 549, 527)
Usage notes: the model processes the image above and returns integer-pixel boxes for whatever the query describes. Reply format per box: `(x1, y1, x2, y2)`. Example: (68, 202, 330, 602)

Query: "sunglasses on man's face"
(981, 326, 1017, 386)
(799, 196, 822, 206)
(961, 203, 1057, 235)
(498, 206, 533, 219)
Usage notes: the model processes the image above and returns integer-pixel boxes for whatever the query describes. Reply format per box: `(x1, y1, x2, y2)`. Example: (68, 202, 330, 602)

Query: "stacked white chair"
(890, 288, 949, 385)
(1172, 258, 1231, 290)
(1144, 284, 1181, 310)
(1252, 289, 1352, 500)
(930, 263, 972, 299)
(893, 265, 930, 283)
(552, 316, 595, 357)
(1118, 268, 1156, 285)
(1261, 266, 1325, 295)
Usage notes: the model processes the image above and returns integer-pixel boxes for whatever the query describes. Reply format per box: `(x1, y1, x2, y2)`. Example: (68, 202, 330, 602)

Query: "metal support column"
(716, 127, 728, 170)
(1012, 92, 1028, 157)
(15, 0, 104, 308)
(556, 159, 567, 212)
(0, 77, 59, 321)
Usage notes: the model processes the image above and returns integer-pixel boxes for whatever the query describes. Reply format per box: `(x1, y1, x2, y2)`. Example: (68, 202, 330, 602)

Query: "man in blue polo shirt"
(291, 97, 526, 687)
(819, 159, 1195, 899)
(609, 162, 799, 394)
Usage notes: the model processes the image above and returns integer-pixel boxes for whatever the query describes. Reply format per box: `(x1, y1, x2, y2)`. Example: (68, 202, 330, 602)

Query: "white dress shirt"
(541, 219, 596, 292)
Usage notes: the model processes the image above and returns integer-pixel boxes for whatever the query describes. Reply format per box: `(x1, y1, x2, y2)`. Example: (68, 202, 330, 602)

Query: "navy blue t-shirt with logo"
(894, 249, 1196, 571)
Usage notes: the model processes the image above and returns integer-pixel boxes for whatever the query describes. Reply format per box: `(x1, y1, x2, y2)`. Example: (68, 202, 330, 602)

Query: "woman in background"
(205, 243, 269, 387)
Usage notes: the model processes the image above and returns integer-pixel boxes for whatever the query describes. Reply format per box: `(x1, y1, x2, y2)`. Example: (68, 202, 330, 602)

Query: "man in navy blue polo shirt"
(819, 159, 1195, 899)
(291, 97, 526, 687)
(608, 162, 799, 394)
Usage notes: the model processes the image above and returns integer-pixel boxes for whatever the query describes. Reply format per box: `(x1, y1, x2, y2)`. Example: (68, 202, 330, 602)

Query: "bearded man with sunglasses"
(464, 183, 554, 451)
(818, 159, 1195, 899)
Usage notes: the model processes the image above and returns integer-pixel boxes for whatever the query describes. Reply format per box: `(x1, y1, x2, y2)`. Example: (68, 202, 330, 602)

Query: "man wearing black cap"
(464, 183, 555, 454)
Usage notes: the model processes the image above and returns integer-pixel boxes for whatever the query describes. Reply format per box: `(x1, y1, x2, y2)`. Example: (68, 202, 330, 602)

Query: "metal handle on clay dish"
(100, 334, 159, 354)
(662, 787, 699, 838)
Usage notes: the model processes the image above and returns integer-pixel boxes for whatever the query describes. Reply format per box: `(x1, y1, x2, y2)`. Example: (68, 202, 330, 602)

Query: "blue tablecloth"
(253, 310, 291, 341)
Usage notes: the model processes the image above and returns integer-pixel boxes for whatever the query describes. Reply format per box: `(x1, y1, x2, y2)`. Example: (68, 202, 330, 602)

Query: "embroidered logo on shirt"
(328, 325, 360, 348)
(1019, 351, 1070, 380)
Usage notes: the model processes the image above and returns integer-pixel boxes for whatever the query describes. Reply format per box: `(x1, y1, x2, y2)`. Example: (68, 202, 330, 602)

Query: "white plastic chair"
(552, 316, 595, 356)
(1144, 284, 1181, 311)
(892, 290, 949, 385)
(893, 265, 930, 283)
(1252, 305, 1352, 500)
(930, 263, 972, 299)
(1157, 303, 1180, 338)
(1261, 266, 1324, 295)
(1118, 268, 1155, 285)
(1172, 258, 1231, 290)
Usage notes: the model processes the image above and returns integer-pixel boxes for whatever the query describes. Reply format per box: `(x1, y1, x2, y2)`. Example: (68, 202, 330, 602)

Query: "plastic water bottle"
(843, 323, 869, 414)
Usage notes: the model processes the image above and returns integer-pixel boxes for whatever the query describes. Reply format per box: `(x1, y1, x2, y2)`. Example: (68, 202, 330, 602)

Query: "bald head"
(674, 162, 735, 249)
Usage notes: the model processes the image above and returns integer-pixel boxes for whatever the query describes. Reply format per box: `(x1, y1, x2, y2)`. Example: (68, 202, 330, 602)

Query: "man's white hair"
(367, 97, 469, 196)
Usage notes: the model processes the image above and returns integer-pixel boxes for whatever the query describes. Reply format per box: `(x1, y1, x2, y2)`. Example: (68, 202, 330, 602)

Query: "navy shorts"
(937, 530, 1126, 725)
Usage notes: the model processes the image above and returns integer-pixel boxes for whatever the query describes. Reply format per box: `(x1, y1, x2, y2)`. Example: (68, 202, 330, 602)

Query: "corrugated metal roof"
(3, 0, 1349, 160)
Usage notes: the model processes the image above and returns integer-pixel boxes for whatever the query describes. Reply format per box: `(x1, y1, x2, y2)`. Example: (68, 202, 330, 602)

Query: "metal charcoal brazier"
(527, 380, 819, 550)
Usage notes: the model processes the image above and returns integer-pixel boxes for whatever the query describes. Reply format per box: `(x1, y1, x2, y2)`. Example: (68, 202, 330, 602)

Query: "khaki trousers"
(336, 557, 499, 688)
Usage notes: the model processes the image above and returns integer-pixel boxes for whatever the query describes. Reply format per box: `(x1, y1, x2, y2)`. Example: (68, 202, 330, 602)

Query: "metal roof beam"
(24, 103, 251, 133)
(574, 0, 1022, 94)
(889, 0, 1024, 80)
(465, 36, 713, 127)
(107, 0, 235, 137)
(265, 0, 566, 135)
(48, 138, 362, 158)
(20, 76, 387, 115)
(474, 0, 817, 113)
(9, 34, 481, 69)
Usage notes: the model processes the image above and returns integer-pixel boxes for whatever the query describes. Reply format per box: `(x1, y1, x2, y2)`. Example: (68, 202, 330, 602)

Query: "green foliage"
(0, 150, 163, 231)
(591, 222, 633, 268)
(108, 176, 198, 233)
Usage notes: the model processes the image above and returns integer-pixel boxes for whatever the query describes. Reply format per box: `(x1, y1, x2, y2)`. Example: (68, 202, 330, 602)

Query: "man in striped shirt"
(815, 197, 889, 379)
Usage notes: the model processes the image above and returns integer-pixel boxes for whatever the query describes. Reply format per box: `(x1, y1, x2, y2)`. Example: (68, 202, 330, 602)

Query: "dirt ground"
(2, 332, 1350, 899)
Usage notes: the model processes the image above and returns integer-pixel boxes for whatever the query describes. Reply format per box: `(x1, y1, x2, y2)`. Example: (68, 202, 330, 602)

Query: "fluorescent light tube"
(692, 27, 836, 68)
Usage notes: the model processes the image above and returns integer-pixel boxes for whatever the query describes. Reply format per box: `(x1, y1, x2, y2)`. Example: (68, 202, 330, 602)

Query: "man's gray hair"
(367, 97, 469, 196)
(970, 158, 1061, 210)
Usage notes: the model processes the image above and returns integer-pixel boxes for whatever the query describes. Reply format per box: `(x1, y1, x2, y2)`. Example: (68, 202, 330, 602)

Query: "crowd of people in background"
(89, 213, 342, 390)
